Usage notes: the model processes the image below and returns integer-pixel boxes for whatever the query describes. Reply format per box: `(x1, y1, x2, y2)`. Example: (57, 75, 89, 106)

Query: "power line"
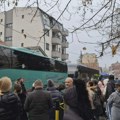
(71, 0, 111, 33)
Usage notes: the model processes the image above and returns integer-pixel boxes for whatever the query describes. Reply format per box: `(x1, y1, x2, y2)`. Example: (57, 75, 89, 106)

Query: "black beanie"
(47, 80, 54, 87)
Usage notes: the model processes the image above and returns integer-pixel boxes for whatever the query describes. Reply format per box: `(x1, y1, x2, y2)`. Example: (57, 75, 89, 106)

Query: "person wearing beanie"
(47, 79, 64, 120)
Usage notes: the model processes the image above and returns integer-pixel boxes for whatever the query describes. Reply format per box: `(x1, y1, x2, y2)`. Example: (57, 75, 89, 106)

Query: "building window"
(21, 29, 24, 33)
(44, 29, 49, 36)
(0, 19, 3, 22)
(59, 48, 61, 52)
(46, 43, 49, 50)
(21, 43, 24, 47)
(22, 15, 24, 19)
(6, 23, 12, 28)
(5, 36, 12, 41)
(0, 32, 2, 35)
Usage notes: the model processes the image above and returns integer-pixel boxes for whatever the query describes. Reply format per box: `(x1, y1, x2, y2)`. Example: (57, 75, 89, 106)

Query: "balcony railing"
(62, 41, 69, 48)
(62, 53, 69, 60)
(52, 51, 61, 58)
(52, 37, 62, 45)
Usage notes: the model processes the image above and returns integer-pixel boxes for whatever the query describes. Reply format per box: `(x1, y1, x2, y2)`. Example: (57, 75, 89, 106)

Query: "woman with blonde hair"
(0, 76, 22, 120)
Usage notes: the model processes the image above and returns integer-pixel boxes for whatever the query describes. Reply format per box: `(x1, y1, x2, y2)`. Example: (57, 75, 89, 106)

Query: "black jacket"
(0, 92, 22, 120)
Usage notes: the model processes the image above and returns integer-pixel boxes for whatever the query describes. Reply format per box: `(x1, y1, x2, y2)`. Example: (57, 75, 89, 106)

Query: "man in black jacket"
(24, 80, 52, 120)
(105, 75, 115, 101)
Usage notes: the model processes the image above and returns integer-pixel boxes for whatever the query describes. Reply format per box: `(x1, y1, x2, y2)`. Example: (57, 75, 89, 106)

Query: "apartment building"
(0, 7, 69, 61)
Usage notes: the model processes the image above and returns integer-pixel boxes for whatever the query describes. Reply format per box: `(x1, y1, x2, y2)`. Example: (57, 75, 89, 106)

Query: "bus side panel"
(0, 69, 67, 89)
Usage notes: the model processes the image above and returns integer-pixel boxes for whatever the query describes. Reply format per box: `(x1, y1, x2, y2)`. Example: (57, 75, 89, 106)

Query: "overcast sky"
(4, 0, 120, 68)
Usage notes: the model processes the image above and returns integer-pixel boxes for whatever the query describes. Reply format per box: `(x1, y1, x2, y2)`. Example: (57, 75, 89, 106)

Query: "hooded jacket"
(0, 92, 22, 120)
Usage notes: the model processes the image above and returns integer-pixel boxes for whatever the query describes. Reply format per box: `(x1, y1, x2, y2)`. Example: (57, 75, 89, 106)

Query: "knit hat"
(47, 79, 54, 87)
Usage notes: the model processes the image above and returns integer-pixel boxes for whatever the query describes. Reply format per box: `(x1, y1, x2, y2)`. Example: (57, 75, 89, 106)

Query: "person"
(47, 79, 64, 120)
(105, 75, 115, 101)
(65, 77, 73, 89)
(57, 83, 65, 95)
(16, 77, 27, 94)
(27, 83, 35, 92)
(0, 76, 22, 120)
(14, 83, 28, 120)
(24, 80, 52, 120)
(64, 79, 93, 120)
(107, 80, 120, 120)
(87, 81, 103, 120)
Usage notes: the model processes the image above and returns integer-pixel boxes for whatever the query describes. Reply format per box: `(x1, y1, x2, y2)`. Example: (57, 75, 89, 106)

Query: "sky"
(2, 0, 120, 68)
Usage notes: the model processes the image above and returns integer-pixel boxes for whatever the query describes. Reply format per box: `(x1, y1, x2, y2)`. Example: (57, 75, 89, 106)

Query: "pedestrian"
(0, 76, 22, 120)
(24, 80, 52, 120)
(107, 80, 120, 120)
(47, 79, 64, 120)
(105, 75, 115, 101)
(64, 79, 93, 120)
(16, 77, 27, 95)
(65, 77, 74, 89)
(14, 83, 28, 120)
(87, 81, 103, 120)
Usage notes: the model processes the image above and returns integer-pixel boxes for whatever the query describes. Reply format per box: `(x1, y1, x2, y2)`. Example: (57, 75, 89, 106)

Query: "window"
(59, 48, 61, 52)
(5, 36, 12, 41)
(0, 46, 11, 68)
(44, 29, 49, 36)
(21, 43, 24, 47)
(22, 15, 24, 19)
(21, 29, 24, 33)
(6, 23, 12, 28)
(46, 43, 49, 50)
(0, 32, 2, 35)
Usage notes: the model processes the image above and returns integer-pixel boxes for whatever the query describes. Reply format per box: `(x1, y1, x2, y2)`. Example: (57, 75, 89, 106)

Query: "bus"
(0, 45, 67, 88)
(67, 63, 99, 80)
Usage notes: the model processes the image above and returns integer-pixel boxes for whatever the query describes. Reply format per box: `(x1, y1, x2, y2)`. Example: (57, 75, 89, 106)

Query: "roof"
(77, 65, 99, 74)
(0, 44, 66, 64)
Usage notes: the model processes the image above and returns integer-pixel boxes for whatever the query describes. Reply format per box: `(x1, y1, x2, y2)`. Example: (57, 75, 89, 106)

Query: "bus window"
(0, 47, 11, 68)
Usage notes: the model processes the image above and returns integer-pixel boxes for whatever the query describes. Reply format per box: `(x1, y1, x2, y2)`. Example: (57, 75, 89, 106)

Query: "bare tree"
(1, 0, 120, 56)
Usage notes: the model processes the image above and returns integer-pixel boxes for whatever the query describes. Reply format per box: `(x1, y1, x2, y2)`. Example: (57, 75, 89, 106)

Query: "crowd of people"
(0, 75, 119, 120)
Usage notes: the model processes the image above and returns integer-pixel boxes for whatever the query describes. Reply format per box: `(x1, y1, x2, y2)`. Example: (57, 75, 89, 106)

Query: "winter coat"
(0, 92, 22, 120)
(17, 93, 28, 120)
(107, 90, 120, 120)
(63, 106, 83, 120)
(47, 87, 63, 102)
(64, 86, 93, 120)
(47, 87, 64, 120)
(24, 88, 52, 120)
(105, 80, 115, 101)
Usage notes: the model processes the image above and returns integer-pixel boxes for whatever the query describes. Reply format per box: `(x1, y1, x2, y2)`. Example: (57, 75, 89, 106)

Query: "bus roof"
(11, 47, 45, 57)
(0, 44, 66, 63)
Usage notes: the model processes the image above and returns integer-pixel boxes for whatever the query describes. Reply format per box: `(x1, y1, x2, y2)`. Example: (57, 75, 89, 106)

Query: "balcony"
(52, 24, 61, 32)
(52, 51, 61, 58)
(52, 37, 62, 45)
(62, 53, 69, 60)
(62, 28, 69, 36)
(62, 41, 69, 48)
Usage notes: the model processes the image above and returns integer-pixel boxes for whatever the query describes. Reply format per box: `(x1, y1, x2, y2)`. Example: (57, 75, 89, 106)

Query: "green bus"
(0, 45, 68, 88)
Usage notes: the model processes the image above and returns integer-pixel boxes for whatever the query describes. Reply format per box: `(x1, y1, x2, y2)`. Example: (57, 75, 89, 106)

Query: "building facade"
(109, 62, 120, 79)
(81, 53, 99, 70)
(0, 7, 69, 61)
